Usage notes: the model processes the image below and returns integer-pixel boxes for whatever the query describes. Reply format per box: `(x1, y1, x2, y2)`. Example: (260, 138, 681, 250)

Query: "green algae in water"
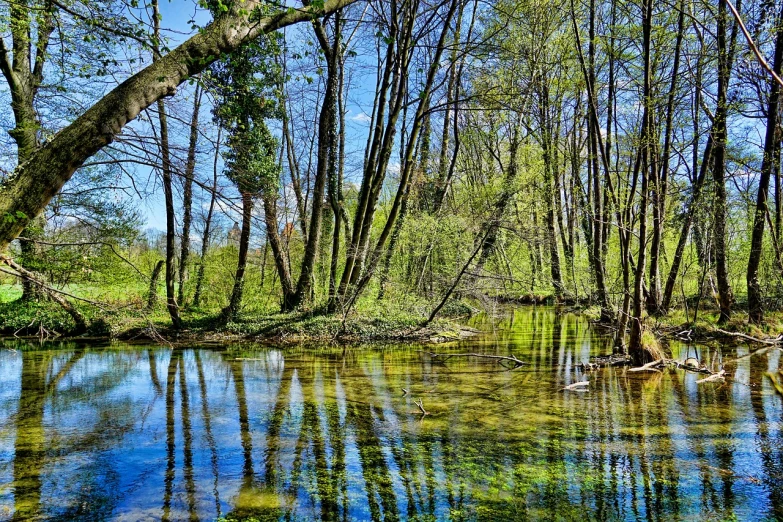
(0, 307, 781, 521)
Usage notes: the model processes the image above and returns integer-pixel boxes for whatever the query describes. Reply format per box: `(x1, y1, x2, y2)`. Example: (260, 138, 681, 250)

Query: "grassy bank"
(0, 285, 477, 344)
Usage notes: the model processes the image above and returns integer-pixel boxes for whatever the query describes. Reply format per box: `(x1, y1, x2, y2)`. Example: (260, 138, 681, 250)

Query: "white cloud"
(350, 111, 372, 124)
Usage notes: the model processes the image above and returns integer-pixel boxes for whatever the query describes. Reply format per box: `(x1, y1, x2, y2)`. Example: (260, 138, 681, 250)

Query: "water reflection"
(0, 308, 781, 521)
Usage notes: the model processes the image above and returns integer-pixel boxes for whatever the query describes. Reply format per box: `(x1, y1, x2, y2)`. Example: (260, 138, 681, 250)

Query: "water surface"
(0, 307, 781, 521)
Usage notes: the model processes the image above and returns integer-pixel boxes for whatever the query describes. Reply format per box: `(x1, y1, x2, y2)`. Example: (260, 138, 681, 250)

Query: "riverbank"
(0, 296, 479, 345)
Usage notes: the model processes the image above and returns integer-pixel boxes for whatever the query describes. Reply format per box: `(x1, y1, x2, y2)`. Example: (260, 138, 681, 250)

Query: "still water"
(0, 307, 781, 521)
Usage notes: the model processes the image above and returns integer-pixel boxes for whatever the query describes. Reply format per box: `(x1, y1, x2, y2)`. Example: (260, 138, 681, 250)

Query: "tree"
(210, 30, 282, 321)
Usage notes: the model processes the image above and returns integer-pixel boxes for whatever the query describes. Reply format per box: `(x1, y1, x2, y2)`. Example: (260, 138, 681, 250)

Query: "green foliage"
(208, 27, 283, 195)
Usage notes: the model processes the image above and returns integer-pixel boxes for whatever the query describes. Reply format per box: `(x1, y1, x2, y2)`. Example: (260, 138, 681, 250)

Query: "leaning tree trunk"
(0, 0, 356, 253)
(147, 260, 165, 311)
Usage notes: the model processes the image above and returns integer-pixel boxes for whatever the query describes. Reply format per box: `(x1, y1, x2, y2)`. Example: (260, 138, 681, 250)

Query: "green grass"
(0, 280, 469, 343)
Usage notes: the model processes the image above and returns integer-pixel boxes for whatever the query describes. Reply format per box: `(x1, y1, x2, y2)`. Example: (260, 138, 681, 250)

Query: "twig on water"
(423, 351, 526, 369)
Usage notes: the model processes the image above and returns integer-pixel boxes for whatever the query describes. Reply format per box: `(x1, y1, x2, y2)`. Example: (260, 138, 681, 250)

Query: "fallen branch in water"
(414, 398, 428, 415)
(423, 351, 526, 369)
(696, 369, 726, 384)
(713, 328, 783, 345)
(628, 360, 665, 372)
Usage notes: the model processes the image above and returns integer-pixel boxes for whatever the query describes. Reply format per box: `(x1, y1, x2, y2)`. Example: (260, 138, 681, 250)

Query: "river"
(0, 307, 781, 521)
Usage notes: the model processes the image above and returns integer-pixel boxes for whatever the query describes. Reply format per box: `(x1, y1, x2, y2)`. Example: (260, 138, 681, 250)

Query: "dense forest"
(2, 0, 783, 364)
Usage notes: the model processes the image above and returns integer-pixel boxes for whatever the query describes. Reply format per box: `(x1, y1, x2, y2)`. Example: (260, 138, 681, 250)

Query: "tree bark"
(628, 0, 655, 364)
(147, 259, 165, 311)
(647, 0, 685, 315)
(284, 15, 341, 311)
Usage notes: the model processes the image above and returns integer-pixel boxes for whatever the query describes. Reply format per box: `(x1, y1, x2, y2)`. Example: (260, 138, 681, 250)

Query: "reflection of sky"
(0, 310, 782, 520)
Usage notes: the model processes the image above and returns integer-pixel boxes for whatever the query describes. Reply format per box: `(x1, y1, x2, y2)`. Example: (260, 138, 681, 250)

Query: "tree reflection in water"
(0, 308, 781, 521)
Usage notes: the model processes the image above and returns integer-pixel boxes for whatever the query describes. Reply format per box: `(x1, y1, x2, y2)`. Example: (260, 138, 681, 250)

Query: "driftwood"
(413, 398, 429, 415)
(424, 351, 526, 369)
(713, 328, 783, 346)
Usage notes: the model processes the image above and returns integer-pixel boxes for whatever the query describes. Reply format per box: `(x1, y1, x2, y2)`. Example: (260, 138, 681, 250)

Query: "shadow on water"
(0, 307, 781, 521)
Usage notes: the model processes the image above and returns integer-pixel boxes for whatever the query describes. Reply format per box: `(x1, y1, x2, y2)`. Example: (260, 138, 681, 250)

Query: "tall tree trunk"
(284, 15, 341, 311)
(193, 127, 221, 308)
(628, 0, 656, 364)
(587, 0, 609, 316)
(747, 2, 783, 324)
(178, 82, 202, 308)
(647, 0, 685, 315)
(152, 0, 181, 329)
(540, 82, 564, 299)
(3, 0, 53, 301)
(712, 0, 740, 324)
(222, 192, 253, 321)
(328, 45, 346, 313)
